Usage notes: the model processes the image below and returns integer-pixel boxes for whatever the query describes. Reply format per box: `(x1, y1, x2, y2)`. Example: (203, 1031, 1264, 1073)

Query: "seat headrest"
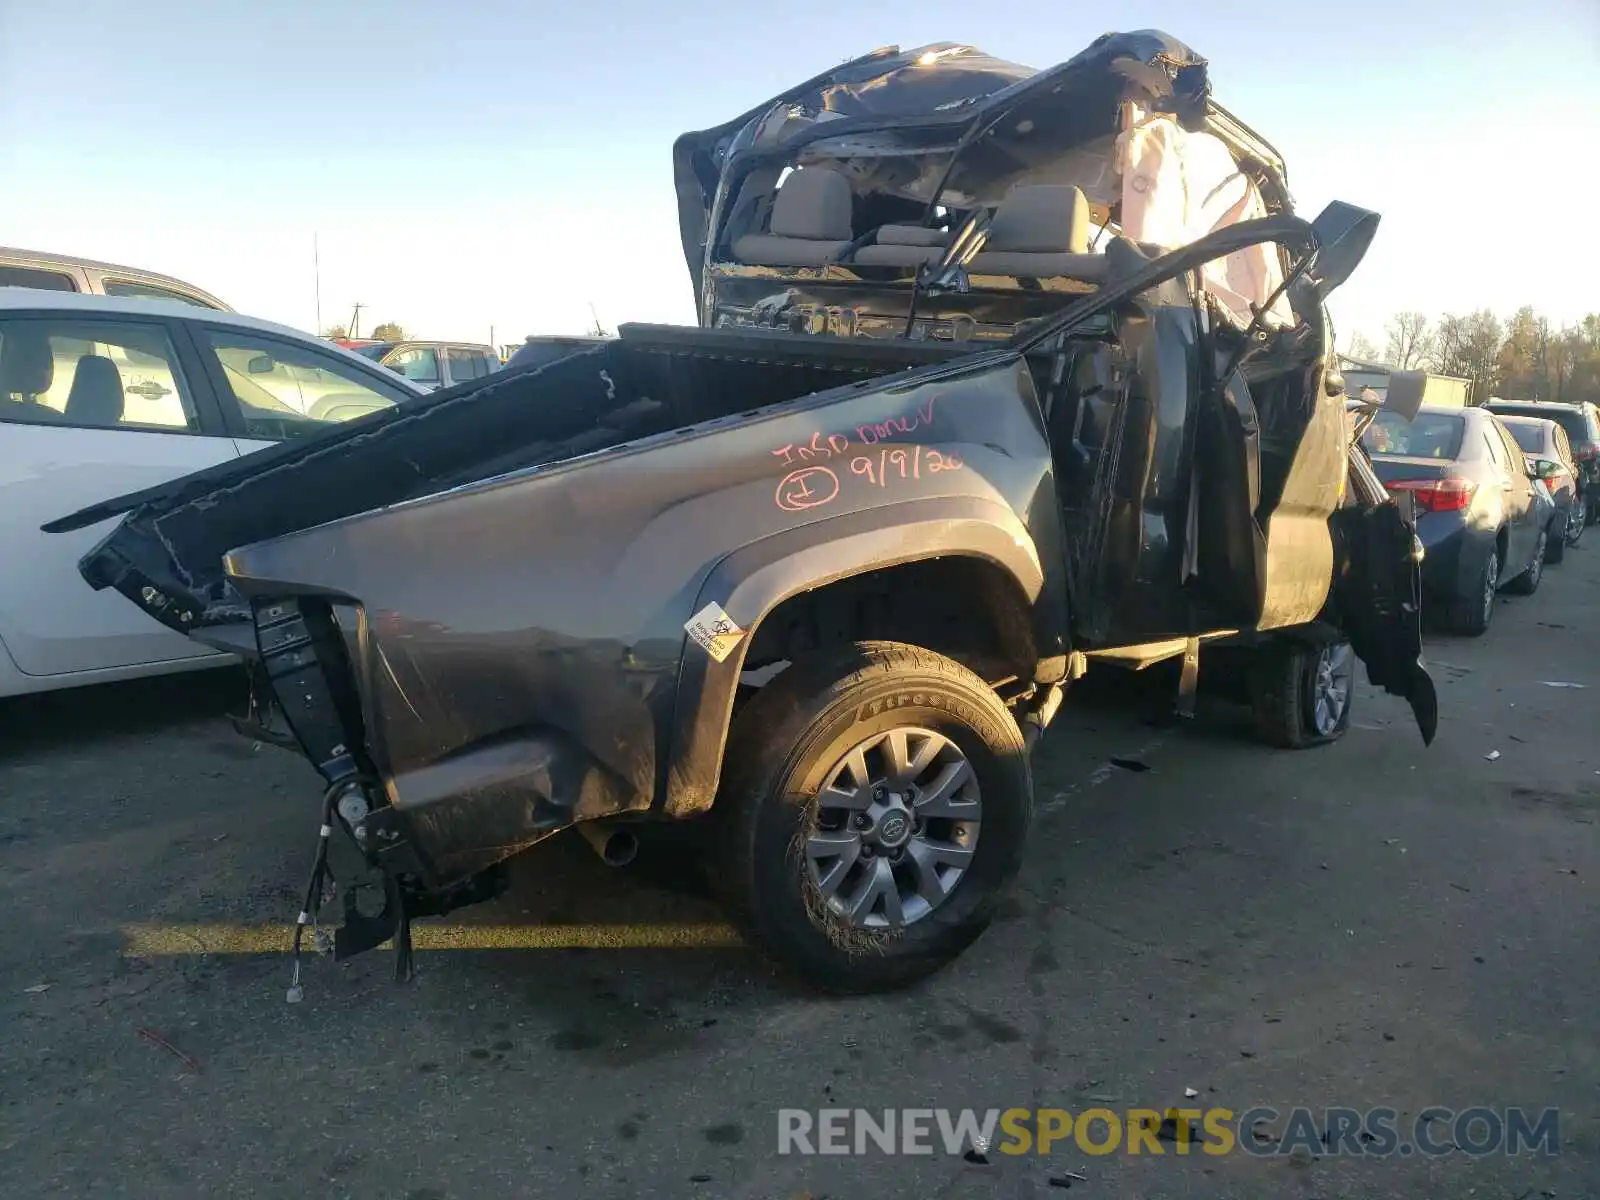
(987, 184, 1091, 255)
(0, 328, 55, 396)
(770, 167, 853, 241)
(65, 354, 124, 426)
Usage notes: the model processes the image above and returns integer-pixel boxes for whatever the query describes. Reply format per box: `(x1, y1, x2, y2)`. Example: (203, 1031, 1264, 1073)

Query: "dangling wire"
(286, 780, 347, 1004)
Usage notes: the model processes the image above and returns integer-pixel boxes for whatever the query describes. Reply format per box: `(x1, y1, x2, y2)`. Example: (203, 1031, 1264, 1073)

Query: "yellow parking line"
(122, 921, 743, 956)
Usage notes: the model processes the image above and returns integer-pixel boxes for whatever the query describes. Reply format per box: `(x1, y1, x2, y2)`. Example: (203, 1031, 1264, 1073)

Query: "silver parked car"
(349, 340, 501, 391)
(0, 246, 231, 311)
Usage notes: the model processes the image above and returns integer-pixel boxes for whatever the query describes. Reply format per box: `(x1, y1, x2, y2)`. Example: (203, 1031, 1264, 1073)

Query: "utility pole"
(349, 302, 365, 340)
(313, 232, 322, 334)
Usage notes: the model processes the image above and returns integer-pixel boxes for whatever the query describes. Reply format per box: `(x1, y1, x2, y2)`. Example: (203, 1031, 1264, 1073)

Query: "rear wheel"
(1546, 516, 1566, 564)
(1506, 529, 1546, 594)
(1447, 546, 1499, 636)
(1568, 501, 1586, 546)
(1249, 639, 1355, 749)
(714, 641, 1031, 993)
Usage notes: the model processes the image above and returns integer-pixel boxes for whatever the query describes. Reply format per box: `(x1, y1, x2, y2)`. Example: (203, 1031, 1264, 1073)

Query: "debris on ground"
(1110, 757, 1151, 773)
(1183, 1086, 1199, 1098)
(1048, 1171, 1089, 1187)
(23, 983, 50, 994)
(1485, 750, 1501, 761)
(136, 1027, 201, 1074)
(1541, 681, 1587, 689)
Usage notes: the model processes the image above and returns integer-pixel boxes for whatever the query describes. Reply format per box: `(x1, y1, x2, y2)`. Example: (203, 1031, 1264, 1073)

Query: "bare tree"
(370, 322, 406, 341)
(1383, 312, 1433, 370)
(1346, 331, 1383, 362)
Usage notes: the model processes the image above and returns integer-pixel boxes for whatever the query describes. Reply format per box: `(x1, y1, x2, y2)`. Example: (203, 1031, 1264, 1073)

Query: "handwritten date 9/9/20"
(772, 446, 963, 513)
(851, 445, 962, 487)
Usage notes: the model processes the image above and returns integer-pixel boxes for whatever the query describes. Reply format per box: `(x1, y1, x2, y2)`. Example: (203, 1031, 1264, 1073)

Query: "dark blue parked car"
(1362, 405, 1558, 635)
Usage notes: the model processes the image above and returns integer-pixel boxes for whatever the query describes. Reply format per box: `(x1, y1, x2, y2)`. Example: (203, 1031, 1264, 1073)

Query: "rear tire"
(1447, 545, 1499, 637)
(1545, 517, 1566, 564)
(714, 641, 1031, 993)
(1248, 639, 1355, 749)
(1506, 530, 1546, 594)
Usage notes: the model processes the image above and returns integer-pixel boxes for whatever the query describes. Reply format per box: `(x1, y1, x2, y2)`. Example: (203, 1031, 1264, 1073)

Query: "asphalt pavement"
(1, 546, 1596, 1199)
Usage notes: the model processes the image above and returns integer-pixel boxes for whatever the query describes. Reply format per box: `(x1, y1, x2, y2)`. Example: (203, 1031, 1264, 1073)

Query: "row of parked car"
(1358, 394, 1599, 635)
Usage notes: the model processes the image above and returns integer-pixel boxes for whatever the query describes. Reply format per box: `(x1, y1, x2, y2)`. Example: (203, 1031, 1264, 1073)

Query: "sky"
(2, 1, 1597, 352)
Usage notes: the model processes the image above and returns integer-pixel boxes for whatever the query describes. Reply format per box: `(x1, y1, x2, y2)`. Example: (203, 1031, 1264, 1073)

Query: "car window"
(444, 347, 495, 383)
(0, 316, 198, 432)
(1361, 411, 1463, 459)
(199, 328, 412, 440)
(1502, 421, 1543, 455)
(1482, 425, 1511, 471)
(1484, 425, 1523, 473)
(386, 346, 440, 387)
(101, 279, 216, 309)
(0, 265, 79, 292)
(1499, 406, 1588, 446)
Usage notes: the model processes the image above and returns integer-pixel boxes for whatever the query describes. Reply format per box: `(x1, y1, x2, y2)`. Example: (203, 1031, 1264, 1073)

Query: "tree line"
(1347, 309, 1600, 408)
(321, 321, 405, 341)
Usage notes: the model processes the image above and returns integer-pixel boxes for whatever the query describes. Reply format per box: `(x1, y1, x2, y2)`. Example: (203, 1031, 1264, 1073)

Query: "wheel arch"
(660, 495, 1062, 817)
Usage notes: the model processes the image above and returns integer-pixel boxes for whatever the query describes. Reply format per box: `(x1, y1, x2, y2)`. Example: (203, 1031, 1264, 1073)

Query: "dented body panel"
(66, 327, 1071, 888)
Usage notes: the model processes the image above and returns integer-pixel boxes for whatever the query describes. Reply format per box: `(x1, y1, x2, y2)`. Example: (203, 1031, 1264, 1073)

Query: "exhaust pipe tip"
(577, 820, 639, 867)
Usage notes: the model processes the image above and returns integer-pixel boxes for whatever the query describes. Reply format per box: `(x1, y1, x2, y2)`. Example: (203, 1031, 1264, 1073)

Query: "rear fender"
(662, 495, 1055, 815)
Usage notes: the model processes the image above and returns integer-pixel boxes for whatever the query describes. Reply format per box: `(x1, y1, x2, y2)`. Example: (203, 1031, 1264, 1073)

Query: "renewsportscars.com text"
(776, 1106, 1560, 1158)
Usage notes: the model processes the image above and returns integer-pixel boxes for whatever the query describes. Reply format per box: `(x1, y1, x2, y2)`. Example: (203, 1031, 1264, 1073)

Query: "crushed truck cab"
(49, 28, 1434, 993)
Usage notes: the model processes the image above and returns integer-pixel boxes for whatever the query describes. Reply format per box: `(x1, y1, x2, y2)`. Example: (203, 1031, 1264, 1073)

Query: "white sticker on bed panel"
(685, 602, 746, 663)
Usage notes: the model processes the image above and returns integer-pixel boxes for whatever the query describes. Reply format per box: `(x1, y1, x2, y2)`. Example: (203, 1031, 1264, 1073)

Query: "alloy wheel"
(804, 727, 982, 929)
(1310, 642, 1355, 736)
(1481, 550, 1499, 628)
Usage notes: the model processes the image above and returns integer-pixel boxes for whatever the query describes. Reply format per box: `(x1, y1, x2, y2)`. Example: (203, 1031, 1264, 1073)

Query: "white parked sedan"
(0, 289, 428, 698)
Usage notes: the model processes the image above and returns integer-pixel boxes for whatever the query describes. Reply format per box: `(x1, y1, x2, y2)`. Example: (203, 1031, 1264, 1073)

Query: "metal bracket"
(1174, 636, 1201, 720)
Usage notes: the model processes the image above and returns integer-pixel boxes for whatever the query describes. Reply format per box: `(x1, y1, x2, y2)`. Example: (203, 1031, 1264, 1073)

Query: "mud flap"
(1332, 499, 1437, 744)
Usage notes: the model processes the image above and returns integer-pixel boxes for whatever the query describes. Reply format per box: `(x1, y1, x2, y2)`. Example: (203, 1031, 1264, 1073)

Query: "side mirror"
(246, 354, 276, 374)
(1382, 370, 1428, 423)
(1306, 201, 1381, 298)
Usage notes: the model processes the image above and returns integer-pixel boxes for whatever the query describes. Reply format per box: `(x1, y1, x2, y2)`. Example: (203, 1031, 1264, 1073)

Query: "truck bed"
(52, 324, 971, 625)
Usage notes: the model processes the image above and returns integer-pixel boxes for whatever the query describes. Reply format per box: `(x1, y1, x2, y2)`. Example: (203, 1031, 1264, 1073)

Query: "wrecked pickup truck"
(49, 30, 1435, 994)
